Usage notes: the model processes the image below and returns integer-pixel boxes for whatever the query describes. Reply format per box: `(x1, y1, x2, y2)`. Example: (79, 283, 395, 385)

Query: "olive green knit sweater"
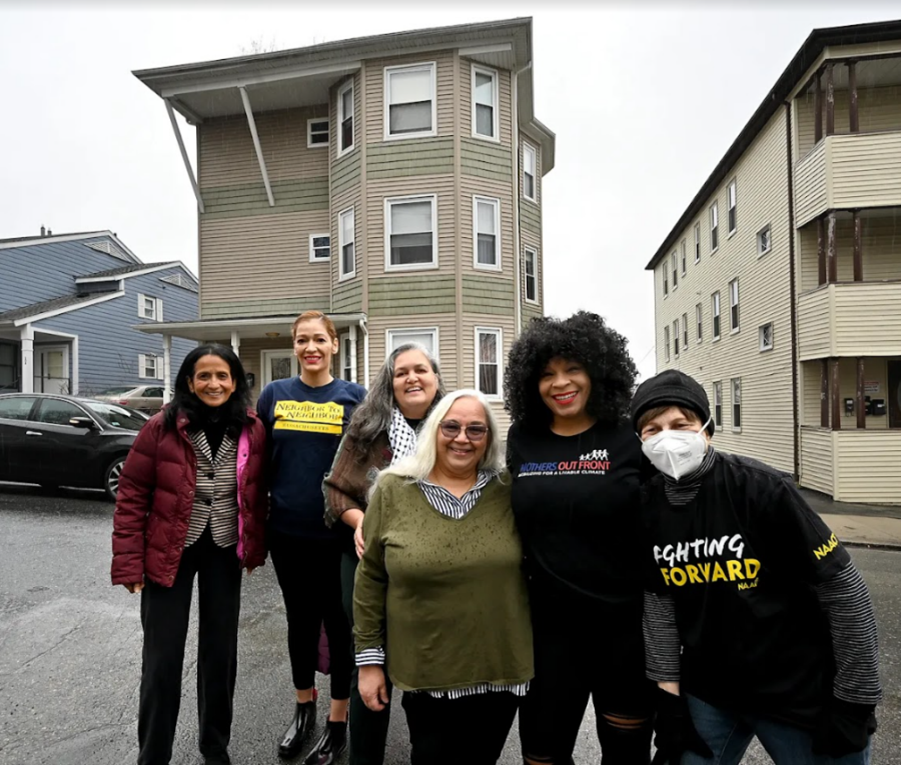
(353, 472, 533, 692)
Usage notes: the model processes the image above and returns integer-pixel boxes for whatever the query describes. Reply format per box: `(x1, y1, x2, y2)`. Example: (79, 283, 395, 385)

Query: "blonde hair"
(375, 389, 504, 487)
(292, 310, 337, 341)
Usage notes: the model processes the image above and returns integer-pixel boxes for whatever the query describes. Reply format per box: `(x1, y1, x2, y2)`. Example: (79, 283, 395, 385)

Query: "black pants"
(401, 691, 519, 765)
(341, 549, 392, 765)
(270, 530, 351, 699)
(519, 587, 654, 765)
(138, 527, 242, 765)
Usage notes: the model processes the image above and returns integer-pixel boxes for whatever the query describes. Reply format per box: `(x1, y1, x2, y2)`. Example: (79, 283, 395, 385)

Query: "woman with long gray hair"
(323, 342, 444, 765)
(353, 389, 533, 764)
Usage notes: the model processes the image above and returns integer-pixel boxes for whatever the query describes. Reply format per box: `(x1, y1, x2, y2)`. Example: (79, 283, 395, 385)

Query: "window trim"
(671, 252, 678, 290)
(473, 195, 501, 271)
(664, 326, 670, 362)
(523, 247, 538, 304)
(337, 80, 354, 157)
(474, 326, 503, 400)
(710, 202, 719, 253)
(137, 293, 162, 322)
(680, 240, 687, 276)
(713, 381, 723, 428)
(694, 222, 701, 263)
(695, 303, 703, 343)
(712, 291, 721, 340)
(384, 62, 437, 141)
(385, 194, 438, 272)
(727, 178, 737, 235)
(663, 264, 669, 298)
(759, 322, 774, 352)
(307, 117, 329, 148)
(309, 233, 331, 263)
(522, 142, 538, 203)
(339, 332, 354, 381)
(338, 207, 355, 281)
(471, 64, 500, 142)
(385, 327, 439, 360)
(673, 318, 680, 357)
(682, 312, 689, 350)
(757, 224, 772, 257)
(729, 278, 740, 333)
(138, 353, 162, 380)
(731, 377, 742, 433)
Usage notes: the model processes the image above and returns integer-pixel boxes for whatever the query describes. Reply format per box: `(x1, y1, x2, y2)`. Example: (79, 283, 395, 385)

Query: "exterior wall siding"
(799, 427, 834, 495)
(368, 275, 456, 316)
(831, 131, 901, 208)
(793, 142, 827, 226)
(835, 430, 901, 503)
(797, 286, 833, 360)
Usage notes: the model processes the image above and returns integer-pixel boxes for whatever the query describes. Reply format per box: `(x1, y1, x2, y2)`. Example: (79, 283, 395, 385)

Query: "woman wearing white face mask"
(631, 370, 881, 765)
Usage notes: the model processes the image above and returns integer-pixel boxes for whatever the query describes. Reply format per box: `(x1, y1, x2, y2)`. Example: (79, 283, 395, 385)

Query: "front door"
(888, 360, 901, 429)
(33, 346, 69, 394)
(261, 350, 297, 387)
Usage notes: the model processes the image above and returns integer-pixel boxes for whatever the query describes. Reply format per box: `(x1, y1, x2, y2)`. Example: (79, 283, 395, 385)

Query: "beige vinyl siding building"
(132, 19, 555, 428)
(648, 19, 901, 504)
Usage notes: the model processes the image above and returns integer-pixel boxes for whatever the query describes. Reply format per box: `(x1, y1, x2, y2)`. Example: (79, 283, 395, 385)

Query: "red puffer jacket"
(111, 408, 268, 587)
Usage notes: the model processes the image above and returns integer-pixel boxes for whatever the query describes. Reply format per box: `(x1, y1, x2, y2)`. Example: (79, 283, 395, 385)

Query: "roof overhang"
(646, 18, 901, 271)
(0, 231, 140, 262)
(134, 313, 367, 342)
(75, 261, 198, 285)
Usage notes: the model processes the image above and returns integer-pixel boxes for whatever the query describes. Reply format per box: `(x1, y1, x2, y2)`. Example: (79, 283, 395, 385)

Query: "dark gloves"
(812, 698, 877, 758)
(651, 687, 714, 765)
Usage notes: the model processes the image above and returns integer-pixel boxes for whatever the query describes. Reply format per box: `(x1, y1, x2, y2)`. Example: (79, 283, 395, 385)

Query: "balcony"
(798, 281, 901, 360)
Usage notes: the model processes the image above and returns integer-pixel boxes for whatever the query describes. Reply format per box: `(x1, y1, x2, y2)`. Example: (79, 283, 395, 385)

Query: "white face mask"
(641, 418, 712, 480)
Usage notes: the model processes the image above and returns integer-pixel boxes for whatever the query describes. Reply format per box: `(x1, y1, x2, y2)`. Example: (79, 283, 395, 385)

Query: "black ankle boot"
(302, 720, 347, 765)
(278, 699, 317, 759)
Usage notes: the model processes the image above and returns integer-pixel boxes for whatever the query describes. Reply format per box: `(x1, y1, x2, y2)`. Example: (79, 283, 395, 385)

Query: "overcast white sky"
(1, 2, 897, 380)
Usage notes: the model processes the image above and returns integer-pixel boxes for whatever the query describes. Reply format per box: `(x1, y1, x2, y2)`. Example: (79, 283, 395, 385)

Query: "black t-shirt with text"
(507, 419, 646, 604)
(642, 451, 850, 729)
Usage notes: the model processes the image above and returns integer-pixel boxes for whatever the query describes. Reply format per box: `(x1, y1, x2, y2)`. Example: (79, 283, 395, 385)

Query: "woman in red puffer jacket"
(111, 343, 267, 765)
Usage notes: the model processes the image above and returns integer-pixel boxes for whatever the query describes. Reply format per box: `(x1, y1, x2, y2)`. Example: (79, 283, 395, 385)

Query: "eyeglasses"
(439, 420, 489, 442)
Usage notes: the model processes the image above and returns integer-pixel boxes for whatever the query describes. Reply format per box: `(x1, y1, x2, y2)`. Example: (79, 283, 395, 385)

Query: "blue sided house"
(0, 230, 198, 396)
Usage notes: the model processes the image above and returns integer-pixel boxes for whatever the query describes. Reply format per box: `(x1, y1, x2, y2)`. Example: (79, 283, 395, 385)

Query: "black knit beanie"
(631, 369, 714, 435)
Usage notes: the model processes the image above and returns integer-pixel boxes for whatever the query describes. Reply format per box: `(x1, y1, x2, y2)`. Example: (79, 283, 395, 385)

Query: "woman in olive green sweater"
(353, 389, 533, 765)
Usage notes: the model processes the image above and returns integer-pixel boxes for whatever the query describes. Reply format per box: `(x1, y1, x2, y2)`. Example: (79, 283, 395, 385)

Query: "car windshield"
(82, 401, 148, 431)
(96, 387, 138, 396)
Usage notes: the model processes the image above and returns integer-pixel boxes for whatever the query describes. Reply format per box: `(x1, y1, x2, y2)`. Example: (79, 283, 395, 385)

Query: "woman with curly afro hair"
(505, 311, 654, 765)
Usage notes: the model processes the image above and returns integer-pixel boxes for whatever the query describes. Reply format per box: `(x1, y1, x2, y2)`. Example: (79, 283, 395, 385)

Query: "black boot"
(302, 720, 347, 765)
(279, 699, 317, 759)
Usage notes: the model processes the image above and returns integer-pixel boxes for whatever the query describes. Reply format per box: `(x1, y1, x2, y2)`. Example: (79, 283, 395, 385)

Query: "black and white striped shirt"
(356, 469, 528, 700)
(184, 430, 239, 549)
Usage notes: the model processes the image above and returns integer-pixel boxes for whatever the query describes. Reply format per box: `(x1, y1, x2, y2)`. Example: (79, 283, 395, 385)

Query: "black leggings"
(519, 589, 654, 765)
(270, 531, 351, 700)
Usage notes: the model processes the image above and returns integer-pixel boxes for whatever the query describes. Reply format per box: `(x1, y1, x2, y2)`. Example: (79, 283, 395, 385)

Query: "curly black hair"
(504, 311, 637, 429)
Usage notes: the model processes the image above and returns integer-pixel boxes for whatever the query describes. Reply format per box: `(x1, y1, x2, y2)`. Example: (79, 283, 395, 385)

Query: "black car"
(0, 393, 149, 500)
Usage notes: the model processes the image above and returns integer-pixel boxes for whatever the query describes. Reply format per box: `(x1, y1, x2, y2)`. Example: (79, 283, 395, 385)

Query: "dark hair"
(504, 311, 637, 429)
(164, 344, 251, 429)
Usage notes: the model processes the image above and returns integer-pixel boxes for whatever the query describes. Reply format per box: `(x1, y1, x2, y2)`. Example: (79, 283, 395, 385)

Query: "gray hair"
(376, 389, 505, 486)
(345, 343, 445, 447)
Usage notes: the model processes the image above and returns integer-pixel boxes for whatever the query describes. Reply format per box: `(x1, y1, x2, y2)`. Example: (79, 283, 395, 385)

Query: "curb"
(842, 541, 901, 552)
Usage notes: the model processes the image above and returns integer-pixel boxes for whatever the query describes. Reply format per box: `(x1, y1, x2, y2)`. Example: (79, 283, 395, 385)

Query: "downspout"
(360, 318, 370, 389)
(784, 101, 800, 481)
(512, 63, 531, 335)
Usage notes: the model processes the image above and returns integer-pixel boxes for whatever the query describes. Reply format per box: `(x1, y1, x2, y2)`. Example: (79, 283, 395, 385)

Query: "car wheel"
(104, 457, 126, 501)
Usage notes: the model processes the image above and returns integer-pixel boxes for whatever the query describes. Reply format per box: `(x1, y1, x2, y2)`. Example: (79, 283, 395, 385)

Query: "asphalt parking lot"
(0, 483, 898, 764)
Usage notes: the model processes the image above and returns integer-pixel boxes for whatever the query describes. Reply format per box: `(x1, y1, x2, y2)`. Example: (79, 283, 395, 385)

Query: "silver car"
(94, 385, 165, 414)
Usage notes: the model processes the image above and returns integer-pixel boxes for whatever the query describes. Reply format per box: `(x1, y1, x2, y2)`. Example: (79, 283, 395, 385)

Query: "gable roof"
(0, 291, 123, 326)
(0, 230, 140, 263)
(75, 260, 197, 285)
(647, 18, 901, 270)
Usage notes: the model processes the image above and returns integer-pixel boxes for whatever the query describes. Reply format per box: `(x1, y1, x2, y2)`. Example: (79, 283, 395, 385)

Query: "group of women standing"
(110, 306, 877, 765)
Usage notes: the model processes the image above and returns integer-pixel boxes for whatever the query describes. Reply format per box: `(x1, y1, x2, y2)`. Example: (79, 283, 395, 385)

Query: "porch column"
(830, 358, 841, 431)
(162, 335, 172, 404)
(19, 324, 34, 394)
(853, 211, 863, 282)
(856, 358, 866, 429)
(826, 212, 837, 283)
(825, 62, 835, 137)
(361, 319, 370, 389)
(814, 69, 823, 143)
(848, 61, 859, 133)
(820, 359, 830, 428)
(230, 330, 241, 357)
(817, 217, 826, 286)
(348, 324, 358, 383)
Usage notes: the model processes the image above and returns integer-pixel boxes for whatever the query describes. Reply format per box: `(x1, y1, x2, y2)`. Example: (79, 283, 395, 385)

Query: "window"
(36, 398, 84, 426)
(340, 333, 354, 381)
(729, 278, 740, 332)
(663, 265, 669, 297)
(387, 327, 438, 357)
(671, 252, 678, 289)
(727, 179, 737, 234)
(338, 208, 355, 279)
(476, 327, 502, 397)
(386, 195, 437, 270)
(472, 65, 498, 140)
(524, 247, 538, 303)
(0, 396, 36, 420)
(682, 313, 689, 350)
(138, 294, 162, 321)
(523, 143, 537, 202)
(673, 319, 680, 356)
(309, 234, 330, 262)
(695, 303, 703, 342)
(337, 80, 354, 155)
(385, 63, 436, 138)
(473, 196, 500, 269)
(664, 326, 670, 362)
(307, 117, 329, 148)
(694, 223, 701, 263)
(710, 202, 719, 251)
(680, 240, 687, 275)
(759, 322, 774, 352)
(138, 354, 162, 380)
(0, 343, 18, 390)
(713, 382, 723, 428)
(731, 378, 742, 430)
(712, 292, 721, 339)
(757, 225, 771, 257)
